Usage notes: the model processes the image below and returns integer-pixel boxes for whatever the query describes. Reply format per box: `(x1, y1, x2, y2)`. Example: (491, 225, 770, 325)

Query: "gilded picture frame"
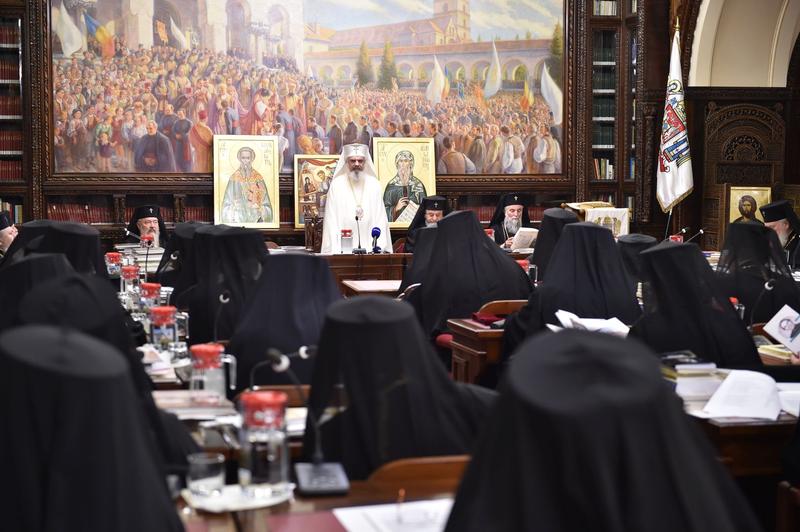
(373, 137, 437, 229)
(294, 154, 339, 228)
(213, 134, 279, 229)
(727, 186, 771, 225)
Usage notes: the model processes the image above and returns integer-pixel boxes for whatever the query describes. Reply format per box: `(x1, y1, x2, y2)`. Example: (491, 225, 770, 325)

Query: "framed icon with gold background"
(373, 137, 437, 228)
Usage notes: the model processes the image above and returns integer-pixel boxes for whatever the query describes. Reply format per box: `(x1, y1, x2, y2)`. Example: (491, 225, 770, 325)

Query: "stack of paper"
(334, 498, 453, 532)
(548, 309, 630, 337)
(511, 227, 538, 251)
(698, 370, 782, 420)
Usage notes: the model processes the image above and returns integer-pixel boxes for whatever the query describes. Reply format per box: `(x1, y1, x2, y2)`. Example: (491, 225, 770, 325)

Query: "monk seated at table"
(446, 330, 762, 531)
(303, 296, 497, 480)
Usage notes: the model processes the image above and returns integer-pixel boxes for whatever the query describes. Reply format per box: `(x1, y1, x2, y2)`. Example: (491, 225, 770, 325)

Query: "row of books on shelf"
(49, 203, 114, 224)
(593, 0, 618, 16)
(0, 130, 22, 151)
(592, 157, 636, 181)
(0, 25, 19, 46)
(0, 198, 21, 222)
(464, 205, 547, 223)
(592, 97, 617, 117)
(0, 60, 19, 80)
(592, 125, 615, 146)
(0, 159, 21, 181)
(0, 95, 20, 115)
(592, 70, 617, 91)
(593, 158, 615, 180)
(592, 32, 617, 62)
(123, 206, 175, 224)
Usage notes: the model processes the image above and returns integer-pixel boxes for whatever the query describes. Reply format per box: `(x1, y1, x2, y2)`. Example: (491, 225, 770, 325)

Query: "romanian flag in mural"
(656, 26, 693, 213)
(83, 13, 114, 58)
(520, 79, 534, 111)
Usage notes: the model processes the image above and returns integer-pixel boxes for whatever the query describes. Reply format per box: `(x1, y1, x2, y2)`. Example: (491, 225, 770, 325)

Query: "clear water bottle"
(140, 282, 162, 310)
(340, 229, 353, 254)
(104, 252, 122, 277)
(150, 305, 178, 349)
(238, 391, 290, 498)
(189, 343, 237, 404)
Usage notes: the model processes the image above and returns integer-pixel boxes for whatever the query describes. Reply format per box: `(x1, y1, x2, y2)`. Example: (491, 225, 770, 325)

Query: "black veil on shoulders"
(188, 224, 268, 344)
(304, 297, 496, 480)
(156, 221, 206, 306)
(399, 226, 437, 292)
(411, 210, 531, 337)
(0, 326, 183, 532)
(617, 233, 658, 291)
(0, 252, 75, 330)
(446, 329, 762, 532)
(229, 254, 341, 390)
(529, 207, 578, 282)
(715, 222, 800, 324)
(630, 241, 761, 367)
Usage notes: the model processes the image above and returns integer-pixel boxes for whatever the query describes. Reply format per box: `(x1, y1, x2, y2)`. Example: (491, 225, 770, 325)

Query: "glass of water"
(187, 452, 225, 497)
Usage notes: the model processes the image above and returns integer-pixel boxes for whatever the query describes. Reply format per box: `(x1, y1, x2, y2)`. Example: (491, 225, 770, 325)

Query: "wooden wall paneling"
(686, 89, 790, 250)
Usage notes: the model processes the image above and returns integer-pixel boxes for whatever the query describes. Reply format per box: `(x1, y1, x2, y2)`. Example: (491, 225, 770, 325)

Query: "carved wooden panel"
(702, 102, 785, 247)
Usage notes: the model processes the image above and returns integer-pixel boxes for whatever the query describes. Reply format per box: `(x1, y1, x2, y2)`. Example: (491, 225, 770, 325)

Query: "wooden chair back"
(366, 455, 471, 493)
(393, 237, 407, 253)
(477, 299, 527, 316)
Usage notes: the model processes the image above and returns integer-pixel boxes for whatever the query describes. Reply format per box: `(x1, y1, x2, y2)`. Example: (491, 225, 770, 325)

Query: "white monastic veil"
(331, 143, 379, 180)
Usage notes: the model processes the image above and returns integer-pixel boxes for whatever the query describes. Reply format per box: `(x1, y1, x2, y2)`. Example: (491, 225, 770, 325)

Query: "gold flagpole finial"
(674, 16, 680, 31)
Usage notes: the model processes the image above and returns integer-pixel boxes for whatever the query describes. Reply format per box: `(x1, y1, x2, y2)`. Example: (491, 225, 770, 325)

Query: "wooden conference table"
(320, 251, 532, 293)
(180, 483, 453, 531)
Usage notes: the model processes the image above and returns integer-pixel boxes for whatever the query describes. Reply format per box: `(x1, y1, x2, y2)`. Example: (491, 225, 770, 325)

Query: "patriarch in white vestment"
(321, 144, 392, 254)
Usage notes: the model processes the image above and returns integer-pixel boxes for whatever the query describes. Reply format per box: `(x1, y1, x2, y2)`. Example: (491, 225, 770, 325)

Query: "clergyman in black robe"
(529, 207, 578, 282)
(761, 199, 800, 268)
(304, 296, 497, 480)
(715, 222, 800, 324)
(488, 192, 532, 247)
(446, 329, 763, 532)
(229, 254, 341, 390)
(404, 195, 446, 253)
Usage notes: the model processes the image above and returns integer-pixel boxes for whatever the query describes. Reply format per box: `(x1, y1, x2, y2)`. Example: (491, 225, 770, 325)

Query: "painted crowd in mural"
(50, 0, 564, 175)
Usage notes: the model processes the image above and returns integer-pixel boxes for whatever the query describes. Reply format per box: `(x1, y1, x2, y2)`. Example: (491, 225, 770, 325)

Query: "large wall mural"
(50, 0, 564, 175)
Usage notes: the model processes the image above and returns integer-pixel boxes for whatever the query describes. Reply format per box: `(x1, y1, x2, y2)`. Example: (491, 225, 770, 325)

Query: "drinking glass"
(187, 452, 225, 497)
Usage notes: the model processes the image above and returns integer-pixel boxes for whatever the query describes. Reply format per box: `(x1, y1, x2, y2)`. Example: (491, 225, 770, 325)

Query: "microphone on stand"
(212, 290, 231, 343)
(140, 234, 154, 279)
(249, 345, 318, 387)
(251, 345, 349, 495)
(352, 215, 366, 254)
(685, 228, 705, 243)
(748, 278, 776, 332)
(370, 227, 381, 254)
(664, 226, 690, 242)
(124, 229, 142, 241)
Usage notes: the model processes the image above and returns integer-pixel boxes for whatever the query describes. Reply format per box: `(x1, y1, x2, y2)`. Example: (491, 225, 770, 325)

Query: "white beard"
(779, 230, 790, 247)
(425, 222, 437, 228)
(348, 169, 362, 182)
(504, 217, 521, 236)
(143, 230, 159, 248)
